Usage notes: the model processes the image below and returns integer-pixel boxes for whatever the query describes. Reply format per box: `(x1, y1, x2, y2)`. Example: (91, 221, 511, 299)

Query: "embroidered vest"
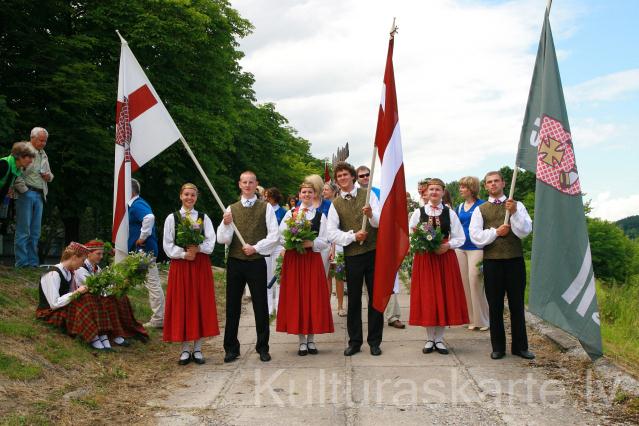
(228, 200, 268, 260)
(419, 206, 451, 238)
(332, 189, 377, 257)
(479, 202, 523, 260)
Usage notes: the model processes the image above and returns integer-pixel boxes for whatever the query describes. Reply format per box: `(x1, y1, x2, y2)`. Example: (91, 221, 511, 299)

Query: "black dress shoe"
(434, 342, 449, 355)
(307, 343, 318, 355)
(259, 351, 271, 362)
(343, 345, 361, 356)
(513, 350, 535, 360)
(298, 344, 308, 356)
(370, 346, 382, 356)
(192, 351, 205, 365)
(224, 352, 240, 363)
(490, 351, 506, 360)
(422, 340, 435, 354)
(178, 351, 192, 365)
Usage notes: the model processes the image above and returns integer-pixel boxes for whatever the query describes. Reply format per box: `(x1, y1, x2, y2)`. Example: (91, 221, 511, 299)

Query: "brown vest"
(332, 189, 377, 257)
(479, 202, 523, 260)
(228, 200, 268, 260)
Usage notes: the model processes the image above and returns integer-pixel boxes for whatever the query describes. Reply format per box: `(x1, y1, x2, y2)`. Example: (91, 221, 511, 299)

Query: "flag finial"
(390, 17, 398, 38)
(115, 30, 127, 45)
(546, 0, 553, 13)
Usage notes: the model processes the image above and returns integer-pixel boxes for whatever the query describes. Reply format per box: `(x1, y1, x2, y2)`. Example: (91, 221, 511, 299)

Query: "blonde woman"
(455, 176, 490, 331)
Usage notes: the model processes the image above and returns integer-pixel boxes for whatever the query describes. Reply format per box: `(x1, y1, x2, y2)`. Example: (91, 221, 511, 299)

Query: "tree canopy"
(0, 0, 321, 257)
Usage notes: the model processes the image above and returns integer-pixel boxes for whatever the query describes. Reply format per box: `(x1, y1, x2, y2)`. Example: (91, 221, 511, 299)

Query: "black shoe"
(490, 351, 506, 360)
(224, 352, 240, 363)
(434, 342, 449, 355)
(422, 340, 435, 354)
(513, 350, 535, 360)
(370, 346, 382, 356)
(298, 344, 308, 356)
(259, 351, 271, 362)
(343, 345, 361, 356)
(178, 351, 192, 365)
(192, 351, 205, 365)
(307, 343, 318, 355)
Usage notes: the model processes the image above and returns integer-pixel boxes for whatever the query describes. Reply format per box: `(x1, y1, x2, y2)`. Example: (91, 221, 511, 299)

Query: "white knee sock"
(194, 338, 203, 353)
(426, 327, 436, 341)
(307, 334, 316, 349)
(298, 334, 307, 345)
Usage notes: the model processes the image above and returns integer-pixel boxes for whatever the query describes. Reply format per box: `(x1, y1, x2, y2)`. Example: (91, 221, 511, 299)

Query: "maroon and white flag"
(372, 34, 409, 313)
(113, 36, 181, 261)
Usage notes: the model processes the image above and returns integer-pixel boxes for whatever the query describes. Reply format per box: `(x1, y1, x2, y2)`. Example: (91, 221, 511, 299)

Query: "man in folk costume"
(469, 171, 534, 360)
(327, 161, 383, 356)
(128, 178, 164, 329)
(75, 240, 149, 347)
(217, 171, 279, 363)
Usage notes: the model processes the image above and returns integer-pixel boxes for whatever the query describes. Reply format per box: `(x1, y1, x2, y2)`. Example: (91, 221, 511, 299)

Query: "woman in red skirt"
(162, 183, 219, 365)
(277, 182, 334, 356)
(36, 242, 114, 350)
(409, 178, 469, 355)
(75, 240, 149, 347)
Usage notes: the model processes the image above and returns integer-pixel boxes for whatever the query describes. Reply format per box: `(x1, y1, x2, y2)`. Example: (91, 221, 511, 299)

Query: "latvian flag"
(372, 34, 409, 313)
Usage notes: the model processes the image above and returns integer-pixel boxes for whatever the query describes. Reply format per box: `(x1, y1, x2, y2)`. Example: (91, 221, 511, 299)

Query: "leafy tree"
(617, 215, 639, 240)
(0, 0, 322, 262)
(588, 218, 639, 283)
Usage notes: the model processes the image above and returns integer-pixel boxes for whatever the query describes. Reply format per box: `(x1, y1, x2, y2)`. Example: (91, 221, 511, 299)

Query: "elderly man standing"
(14, 127, 53, 268)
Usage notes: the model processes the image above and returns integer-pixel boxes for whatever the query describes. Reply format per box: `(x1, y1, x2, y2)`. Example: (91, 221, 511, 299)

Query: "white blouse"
(468, 196, 532, 248)
(408, 203, 465, 250)
(75, 260, 100, 287)
(163, 207, 216, 259)
(279, 206, 330, 252)
(40, 263, 75, 309)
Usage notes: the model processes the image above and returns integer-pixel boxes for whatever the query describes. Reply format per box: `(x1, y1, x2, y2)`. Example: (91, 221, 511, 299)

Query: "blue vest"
(273, 205, 287, 225)
(128, 197, 158, 257)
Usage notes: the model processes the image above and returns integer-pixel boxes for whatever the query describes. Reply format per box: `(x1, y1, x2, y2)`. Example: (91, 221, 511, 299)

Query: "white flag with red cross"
(112, 35, 182, 262)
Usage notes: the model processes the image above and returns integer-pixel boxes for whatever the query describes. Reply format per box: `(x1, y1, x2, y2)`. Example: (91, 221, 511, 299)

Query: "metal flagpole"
(178, 136, 247, 246)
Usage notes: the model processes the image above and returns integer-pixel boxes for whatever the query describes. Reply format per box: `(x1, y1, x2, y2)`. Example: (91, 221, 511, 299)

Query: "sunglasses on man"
(358, 173, 370, 178)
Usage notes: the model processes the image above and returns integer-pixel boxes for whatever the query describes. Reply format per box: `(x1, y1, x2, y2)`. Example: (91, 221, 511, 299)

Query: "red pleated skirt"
(276, 249, 334, 335)
(163, 253, 220, 342)
(409, 250, 469, 327)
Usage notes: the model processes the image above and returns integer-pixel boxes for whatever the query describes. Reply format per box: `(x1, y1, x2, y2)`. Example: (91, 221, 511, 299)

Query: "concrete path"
(150, 293, 601, 425)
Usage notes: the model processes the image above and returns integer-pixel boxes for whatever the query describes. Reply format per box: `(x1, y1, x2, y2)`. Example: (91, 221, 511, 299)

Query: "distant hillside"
(617, 215, 639, 239)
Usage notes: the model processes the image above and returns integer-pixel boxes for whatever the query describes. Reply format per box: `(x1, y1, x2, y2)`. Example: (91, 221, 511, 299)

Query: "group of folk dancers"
(36, 161, 534, 364)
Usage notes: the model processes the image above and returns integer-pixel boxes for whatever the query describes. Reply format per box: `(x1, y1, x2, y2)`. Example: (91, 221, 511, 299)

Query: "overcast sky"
(231, 0, 639, 221)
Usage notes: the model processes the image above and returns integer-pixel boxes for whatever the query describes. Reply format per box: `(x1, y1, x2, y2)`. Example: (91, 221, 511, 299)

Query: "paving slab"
(351, 366, 482, 405)
(216, 405, 345, 425)
(353, 404, 504, 425)
(148, 371, 232, 409)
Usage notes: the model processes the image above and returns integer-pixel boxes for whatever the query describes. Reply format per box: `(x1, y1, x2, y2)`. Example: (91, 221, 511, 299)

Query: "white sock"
(114, 336, 125, 345)
(434, 326, 445, 342)
(181, 342, 192, 353)
(426, 327, 436, 341)
(90, 336, 105, 349)
(307, 335, 316, 350)
(298, 334, 307, 345)
(99, 335, 111, 349)
(194, 338, 203, 353)
(424, 340, 434, 349)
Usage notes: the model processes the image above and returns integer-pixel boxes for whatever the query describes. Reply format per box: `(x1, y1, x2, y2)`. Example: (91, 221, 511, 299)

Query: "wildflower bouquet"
(79, 251, 154, 298)
(282, 209, 317, 254)
(330, 252, 347, 282)
(175, 214, 205, 248)
(410, 221, 444, 254)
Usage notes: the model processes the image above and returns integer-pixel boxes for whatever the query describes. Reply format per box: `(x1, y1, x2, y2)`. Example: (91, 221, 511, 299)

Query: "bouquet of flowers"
(282, 209, 317, 254)
(329, 252, 347, 282)
(79, 251, 154, 298)
(175, 214, 205, 248)
(410, 221, 444, 254)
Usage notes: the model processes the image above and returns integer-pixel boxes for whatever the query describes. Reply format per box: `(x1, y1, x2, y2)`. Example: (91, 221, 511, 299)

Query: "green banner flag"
(517, 10, 603, 360)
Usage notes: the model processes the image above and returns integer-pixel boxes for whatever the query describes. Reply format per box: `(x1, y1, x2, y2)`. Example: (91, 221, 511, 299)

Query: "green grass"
(1, 413, 51, 426)
(35, 336, 91, 365)
(597, 277, 639, 371)
(0, 320, 38, 338)
(0, 352, 42, 380)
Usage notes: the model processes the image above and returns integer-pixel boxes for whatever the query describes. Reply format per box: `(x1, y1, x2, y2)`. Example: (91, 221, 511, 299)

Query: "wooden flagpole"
(359, 18, 398, 244)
